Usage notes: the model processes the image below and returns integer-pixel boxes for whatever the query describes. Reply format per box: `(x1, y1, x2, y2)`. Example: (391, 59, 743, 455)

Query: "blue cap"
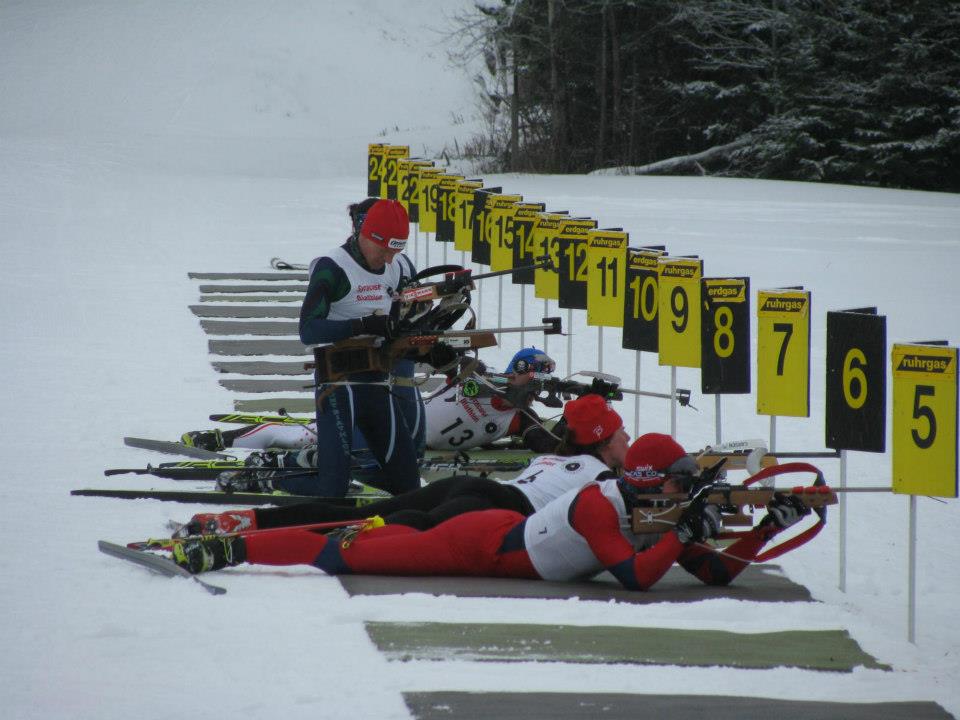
(506, 347, 555, 374)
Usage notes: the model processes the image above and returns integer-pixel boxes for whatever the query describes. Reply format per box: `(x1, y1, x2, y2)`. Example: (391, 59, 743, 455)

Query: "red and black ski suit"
(241, 478, 781, 590)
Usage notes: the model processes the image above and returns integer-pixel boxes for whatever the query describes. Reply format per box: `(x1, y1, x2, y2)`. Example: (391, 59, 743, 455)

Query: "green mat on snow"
(366, 621, 888, 672)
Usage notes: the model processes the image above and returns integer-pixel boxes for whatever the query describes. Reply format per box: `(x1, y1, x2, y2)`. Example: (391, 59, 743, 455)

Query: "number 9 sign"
(892, 343, 958, 498)
(657, 257, 703, 368)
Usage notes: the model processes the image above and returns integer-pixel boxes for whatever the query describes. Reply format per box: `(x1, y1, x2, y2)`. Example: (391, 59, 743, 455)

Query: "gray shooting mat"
(368, 621, 886, 671)
(200, 319, 299, 336)
(189, 271, 307, 280)
(338, 564, 811, 604)
(198, 283, 308, 293)
(190, 305, 300, 318)
(208, 339, 311, 356)
(403, 693, 952, 720)
(211, 360, 311, 375)
(220, 379, 313, 393)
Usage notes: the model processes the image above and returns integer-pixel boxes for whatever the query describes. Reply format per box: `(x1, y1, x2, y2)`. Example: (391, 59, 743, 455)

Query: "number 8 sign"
(892, 343, 958, 498)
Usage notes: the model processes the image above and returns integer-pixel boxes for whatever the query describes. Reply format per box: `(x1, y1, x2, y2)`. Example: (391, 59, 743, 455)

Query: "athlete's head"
(619, 433, 698, 495)
(351, 198, 409, 270)
(359, 199, 409, 250)
(505, 347, 555, 375)
(562, 394, 628, 469)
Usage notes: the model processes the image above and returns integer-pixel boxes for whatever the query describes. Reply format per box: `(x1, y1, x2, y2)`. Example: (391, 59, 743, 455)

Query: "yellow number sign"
(486, 195, 523, 272)
(453, 180, 483, 252)
(658, 257, 703, 368)
(586, 229, 628, 327)
(381, 145, 409, 200)
(757, 289, 811, 417)
(892, 344, 958, 497)
(398, 159, 433, 222)
(367, 143, 386, 197)
(416, 168, 443, 233)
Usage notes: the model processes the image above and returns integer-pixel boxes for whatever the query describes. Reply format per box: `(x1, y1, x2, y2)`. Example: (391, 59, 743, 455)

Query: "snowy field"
(1, 2, 958, 718)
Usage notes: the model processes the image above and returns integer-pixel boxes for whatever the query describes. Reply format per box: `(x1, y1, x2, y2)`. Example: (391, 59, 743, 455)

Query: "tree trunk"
(595, 2, 609, 167)
(594, 136, 752, 175)
(548, 0, 563, 172)
(510, 54, 519, 170)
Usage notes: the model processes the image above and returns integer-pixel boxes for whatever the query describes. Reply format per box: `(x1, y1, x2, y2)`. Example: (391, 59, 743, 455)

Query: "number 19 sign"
(892, 343, 958, 498)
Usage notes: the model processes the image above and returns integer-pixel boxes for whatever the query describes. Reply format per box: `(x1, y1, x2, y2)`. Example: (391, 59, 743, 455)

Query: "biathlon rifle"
(468, 370, 691, 409)
(310, 317, 562, 384)
(629, 461, 889, 560)
(396, 256, 554, 305)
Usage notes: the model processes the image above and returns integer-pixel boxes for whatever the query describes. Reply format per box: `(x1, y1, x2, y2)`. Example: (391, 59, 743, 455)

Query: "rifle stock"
(630, 486, 839, 535)
(311, 332, 498, 383)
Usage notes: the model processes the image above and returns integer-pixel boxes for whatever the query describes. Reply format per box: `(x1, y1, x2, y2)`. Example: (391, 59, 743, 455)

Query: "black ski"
(98, 540, 226, 595)
(75, 488, 387, 506)
(104, 461, 244, 480)
(124, 437, 234, 460)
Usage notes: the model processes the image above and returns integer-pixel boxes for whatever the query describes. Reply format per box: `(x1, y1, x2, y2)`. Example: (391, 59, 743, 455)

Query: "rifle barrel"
(471, 257, 551, 282)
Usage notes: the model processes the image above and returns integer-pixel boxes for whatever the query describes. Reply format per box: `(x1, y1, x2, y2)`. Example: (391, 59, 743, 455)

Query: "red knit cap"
(563, 394, 623, 446)
(625, 433, 687, 473)
(361, 199, 410, 249)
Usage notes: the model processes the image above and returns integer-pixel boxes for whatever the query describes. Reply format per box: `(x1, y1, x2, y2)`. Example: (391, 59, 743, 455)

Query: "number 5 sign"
(892, 343, 958, 498)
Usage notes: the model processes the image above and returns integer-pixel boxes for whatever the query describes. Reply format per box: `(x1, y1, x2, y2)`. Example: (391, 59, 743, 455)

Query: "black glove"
(760, 493, 811, 530)
(426, 342, 459, 371)
(354, 314, 398, 340)
(673, 484, 723, 544)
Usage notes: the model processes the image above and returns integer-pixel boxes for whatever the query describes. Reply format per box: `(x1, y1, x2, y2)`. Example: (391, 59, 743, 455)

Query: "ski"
(105, 460, 245, 479)
(124, 437, 234, 460)
(209, 412, 312, 425)
(103, 456, 531, 481)
(98, 540, 226, 595)
(75, 488, 388, 506)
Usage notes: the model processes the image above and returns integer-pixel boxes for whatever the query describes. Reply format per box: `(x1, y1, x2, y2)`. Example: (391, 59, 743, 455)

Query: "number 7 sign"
(757, 288, 811, 417)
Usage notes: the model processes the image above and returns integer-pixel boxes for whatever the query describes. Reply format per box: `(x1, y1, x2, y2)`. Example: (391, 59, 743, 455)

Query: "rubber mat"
(189, 272, 307, 280)
(404, 692, 952, 720)
(368, 622, 886, 672)
(211, 360, 311, 375)
(339, 564, 810, 604)
(190, 305, 300, 318)
(199, 294, 302, 303)
(198, 283, 307, 293)
(200, 320, 299, 336)
(209, 339, 310, 356)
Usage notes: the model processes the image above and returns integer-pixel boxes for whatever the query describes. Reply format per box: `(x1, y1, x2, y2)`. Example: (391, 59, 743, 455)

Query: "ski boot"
(181, 429, 225, 452)
(173, 509, 258, 539)
(213, 450, 299, 493)
(170, 535, 247, 574)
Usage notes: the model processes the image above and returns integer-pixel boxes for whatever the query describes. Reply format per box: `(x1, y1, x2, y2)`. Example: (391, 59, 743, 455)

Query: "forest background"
(454, 0, 960, 192)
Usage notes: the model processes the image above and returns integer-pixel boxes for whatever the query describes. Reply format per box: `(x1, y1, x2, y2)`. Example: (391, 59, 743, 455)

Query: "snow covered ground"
(1, 2, 958, 718)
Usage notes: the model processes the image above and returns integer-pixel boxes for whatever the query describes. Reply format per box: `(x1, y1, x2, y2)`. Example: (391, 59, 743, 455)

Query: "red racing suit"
(243, 479, 780, 590)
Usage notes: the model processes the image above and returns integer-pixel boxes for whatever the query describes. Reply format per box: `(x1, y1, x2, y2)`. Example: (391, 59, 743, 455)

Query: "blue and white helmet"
(506, 347, 556, 375)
